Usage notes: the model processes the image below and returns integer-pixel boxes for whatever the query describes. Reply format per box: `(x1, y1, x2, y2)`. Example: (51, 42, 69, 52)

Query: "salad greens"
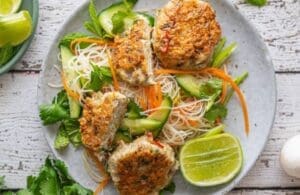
(39, 90, 70, 125)
(0, 158, 92, 195)
(88, 65, 112, 92)
(84, 0, 107, 38)
(204, 103, 228, 122)
(39, 90, 82, 149)
(59, 33, 89, 48)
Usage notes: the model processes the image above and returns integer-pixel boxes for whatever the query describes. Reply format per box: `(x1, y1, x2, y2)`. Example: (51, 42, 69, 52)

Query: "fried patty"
(153, 0, 221, 69)
(108, 135, 177, 195)
(79, 92, 128, 151)
(112, 20, 154, 86)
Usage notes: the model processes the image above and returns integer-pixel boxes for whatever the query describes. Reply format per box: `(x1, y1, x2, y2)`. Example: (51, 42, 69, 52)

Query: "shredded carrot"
(86, 149, 110, 195)
(146, 84, 163, 110)
(220, 81, 227, 103)
(70, 38, 111, 55)
(61, 72, 80, 101)
(108, 55, 120, 91)
(94, 177, 110, 195)
(188, 120, 199, 127)
(155, 67, 250, 135)
(139, 88, 148, 110)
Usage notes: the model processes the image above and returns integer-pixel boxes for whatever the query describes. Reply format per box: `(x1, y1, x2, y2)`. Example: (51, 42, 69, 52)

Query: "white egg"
(280, 134, 300, 178)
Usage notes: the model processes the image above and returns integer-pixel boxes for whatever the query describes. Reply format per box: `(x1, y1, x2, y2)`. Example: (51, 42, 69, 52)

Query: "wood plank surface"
(0, 73, 300, 190)
(10, 0, 299, 72)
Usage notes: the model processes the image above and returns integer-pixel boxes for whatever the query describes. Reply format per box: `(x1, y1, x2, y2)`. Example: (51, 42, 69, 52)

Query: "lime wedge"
(0, 0, 22, 16)
(0, 10, 32, 47)
(180, 133, 243, 186)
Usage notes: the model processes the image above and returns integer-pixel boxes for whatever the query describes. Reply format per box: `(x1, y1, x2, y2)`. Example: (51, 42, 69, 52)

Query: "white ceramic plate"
(38, 0, 277, 194)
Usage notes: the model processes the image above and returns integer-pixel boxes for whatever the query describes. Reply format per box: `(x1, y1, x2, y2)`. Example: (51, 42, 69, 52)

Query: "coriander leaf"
(63, 119, 82, 147)
(247, 0, 267, 6)
(51, 158, 74, 186)
(159, 181, 176, 194)
(112, 11, 129, 34)
(88, 65, 112, 91)
(199, 79, 222, 99)
(39, 171, 59, 195)
(54, 124, 70, 150)
(0, 45, 14, 66)
(39, 104, 69, 125)
(59, 33, 88, 48)
(39, 91, 70, 125)
(126, 100, 144, 119)
(63, 183, 93, 195)
(204, 103, 228, 122)
(54, 90, 70, 110)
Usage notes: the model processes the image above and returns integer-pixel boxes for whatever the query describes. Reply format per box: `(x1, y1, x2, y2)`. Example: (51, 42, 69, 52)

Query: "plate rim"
(37, 0, 278, 194)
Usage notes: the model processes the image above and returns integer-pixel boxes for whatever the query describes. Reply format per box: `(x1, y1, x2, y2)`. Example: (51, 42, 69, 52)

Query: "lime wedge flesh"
(0, 10, 32, 47)
(0, 0, 22, 16)
(180, 133, 243, 186)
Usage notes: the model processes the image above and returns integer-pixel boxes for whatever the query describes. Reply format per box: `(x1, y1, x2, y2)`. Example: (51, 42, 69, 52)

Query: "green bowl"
(0, 0, 39, 75)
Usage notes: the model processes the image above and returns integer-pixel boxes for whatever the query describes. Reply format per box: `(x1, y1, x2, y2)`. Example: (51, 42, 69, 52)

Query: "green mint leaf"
(247, 0, 267, 6)
(0, 45, 14, 66)
(204, 103, 228, 122)
(54, 124, 70, 150)
(85, 0, 106, 37)
(58, 33, 88, 48)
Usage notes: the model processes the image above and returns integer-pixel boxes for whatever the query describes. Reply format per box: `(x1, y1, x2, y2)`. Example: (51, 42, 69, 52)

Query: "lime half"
(0, 10, 32, 47)
(180, 133, 243, 186)
(0, 0, 22, 16)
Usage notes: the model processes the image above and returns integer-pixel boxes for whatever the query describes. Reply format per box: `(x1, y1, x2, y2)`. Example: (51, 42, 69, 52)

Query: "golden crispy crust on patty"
(80, 92, 127, 151)
(108, 136, 177, 195)
(153, 0, 221, 69)
(112, 20, 154, 86)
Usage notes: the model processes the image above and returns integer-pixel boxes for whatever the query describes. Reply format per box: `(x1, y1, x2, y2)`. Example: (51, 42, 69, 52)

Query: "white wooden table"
(0, 0, 299, 194)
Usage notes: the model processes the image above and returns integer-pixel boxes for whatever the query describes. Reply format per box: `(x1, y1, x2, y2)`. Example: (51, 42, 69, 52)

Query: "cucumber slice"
(98, 2, 131, 36)
(148, 96, 173, 137)
(98, 2, 153, 36)
(176, 74, 203, 98)
(121, 96, 173, 137)
(121, 118, 161, 136)
(60, 46, 81, 118)
(136, 12, 155, 27)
